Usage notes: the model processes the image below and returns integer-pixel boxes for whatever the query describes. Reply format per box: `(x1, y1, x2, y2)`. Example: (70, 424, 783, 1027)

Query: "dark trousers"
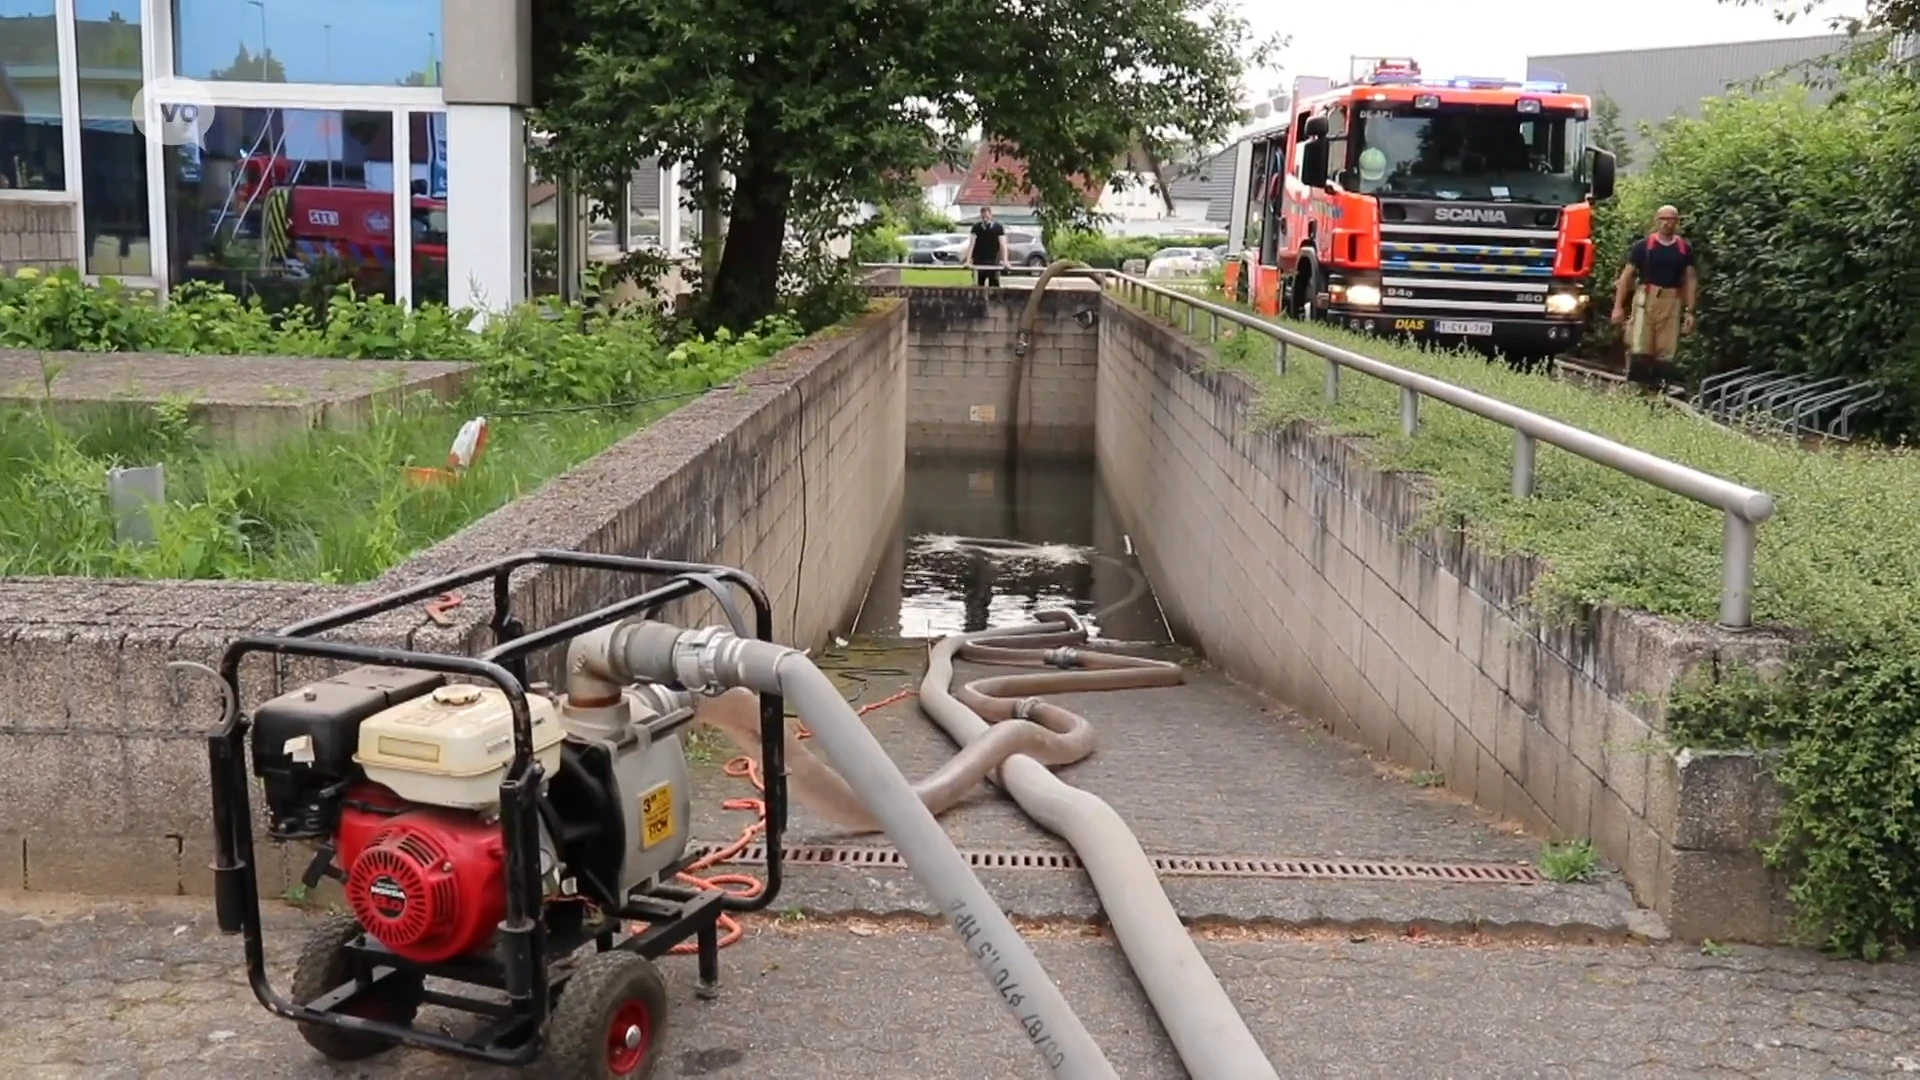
(973, 266, 1001, 287)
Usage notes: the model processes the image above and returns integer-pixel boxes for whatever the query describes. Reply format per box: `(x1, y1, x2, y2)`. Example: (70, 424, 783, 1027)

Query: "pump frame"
(202, 550, 789, 1066)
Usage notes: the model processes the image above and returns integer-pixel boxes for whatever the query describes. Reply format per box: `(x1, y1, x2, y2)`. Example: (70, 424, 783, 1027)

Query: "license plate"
(641, 783, 674, 848)
(1435, 320, 1494, 336)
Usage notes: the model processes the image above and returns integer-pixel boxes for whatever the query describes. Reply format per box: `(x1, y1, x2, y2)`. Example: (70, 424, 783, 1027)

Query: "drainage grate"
(692, 843, 1545, 885)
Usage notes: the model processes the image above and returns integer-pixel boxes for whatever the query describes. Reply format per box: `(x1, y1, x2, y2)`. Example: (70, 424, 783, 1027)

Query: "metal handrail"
(858, 262, 1777, 628)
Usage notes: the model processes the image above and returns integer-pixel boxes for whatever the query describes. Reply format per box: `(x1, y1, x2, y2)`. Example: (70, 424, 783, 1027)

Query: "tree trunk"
(705, 133, 790, 333)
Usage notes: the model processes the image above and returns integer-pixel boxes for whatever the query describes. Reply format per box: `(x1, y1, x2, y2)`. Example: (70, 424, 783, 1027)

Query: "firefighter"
(1610, 205, 1698, 390)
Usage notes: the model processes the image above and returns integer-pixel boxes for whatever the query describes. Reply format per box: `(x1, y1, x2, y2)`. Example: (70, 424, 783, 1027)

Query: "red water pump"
(335, 785, 508, 964)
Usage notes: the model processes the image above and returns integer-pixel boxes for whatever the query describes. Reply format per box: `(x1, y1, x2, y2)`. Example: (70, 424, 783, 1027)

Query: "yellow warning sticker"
(641, 784, 674, 848)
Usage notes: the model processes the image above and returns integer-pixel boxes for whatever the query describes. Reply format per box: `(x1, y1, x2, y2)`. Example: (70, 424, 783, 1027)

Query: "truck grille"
(1377, 202, 1563, 318)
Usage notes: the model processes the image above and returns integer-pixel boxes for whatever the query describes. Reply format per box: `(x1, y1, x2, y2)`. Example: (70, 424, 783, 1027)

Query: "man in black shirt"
(963, 207, 1008, 287)
(1610, 205, 1699, 388)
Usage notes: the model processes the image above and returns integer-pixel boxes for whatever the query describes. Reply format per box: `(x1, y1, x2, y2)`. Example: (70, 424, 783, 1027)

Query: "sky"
(1236, 0, 1870, 110)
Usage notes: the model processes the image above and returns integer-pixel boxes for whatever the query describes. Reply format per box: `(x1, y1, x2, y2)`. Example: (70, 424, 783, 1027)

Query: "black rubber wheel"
(1026, 252, 1047, 267)
(289, 914, 426, 1062)
(544, 950, 671, 1079)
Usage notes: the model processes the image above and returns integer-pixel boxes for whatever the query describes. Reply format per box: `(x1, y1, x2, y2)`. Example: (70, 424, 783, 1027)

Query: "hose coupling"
(1043, 646, 1080, 669)
(1010, 696, 1044, 720)
(671, 625, 745, 695)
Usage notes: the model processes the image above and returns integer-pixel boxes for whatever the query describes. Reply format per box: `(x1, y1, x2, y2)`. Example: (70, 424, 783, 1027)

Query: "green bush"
(1046, 230, 1223, 269)
(1589, 68, 1920, 438)
(0, 269, 812, 583)
(1162, 294, 1920, 958)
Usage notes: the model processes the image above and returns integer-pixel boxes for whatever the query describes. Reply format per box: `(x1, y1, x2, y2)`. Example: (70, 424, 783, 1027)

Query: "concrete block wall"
(1096, 299, 1795, 941)
(0, 300, 908, 897)
(0, 202, 80, 275)
(866, 283, 1100, 458)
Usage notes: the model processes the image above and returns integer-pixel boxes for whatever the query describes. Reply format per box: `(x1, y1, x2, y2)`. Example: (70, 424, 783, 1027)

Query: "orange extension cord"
(641, 687, 918, 953)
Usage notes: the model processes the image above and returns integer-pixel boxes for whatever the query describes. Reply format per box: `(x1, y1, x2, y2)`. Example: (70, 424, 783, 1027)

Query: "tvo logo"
(131, 77, 218, 148)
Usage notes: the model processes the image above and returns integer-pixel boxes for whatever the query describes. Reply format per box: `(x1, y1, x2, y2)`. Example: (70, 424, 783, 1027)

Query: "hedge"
(1589, 64, 1920, 439)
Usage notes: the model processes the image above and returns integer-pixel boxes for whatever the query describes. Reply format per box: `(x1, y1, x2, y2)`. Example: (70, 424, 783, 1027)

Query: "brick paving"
(6, 895, 1920, 1079)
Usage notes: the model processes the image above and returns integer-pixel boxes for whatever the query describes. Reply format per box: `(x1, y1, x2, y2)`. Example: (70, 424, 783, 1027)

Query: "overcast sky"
(1236, 0, 1869, 105)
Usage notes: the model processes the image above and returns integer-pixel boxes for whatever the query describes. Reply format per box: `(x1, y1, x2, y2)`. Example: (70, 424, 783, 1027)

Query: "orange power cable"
(640, 686, 917, 953)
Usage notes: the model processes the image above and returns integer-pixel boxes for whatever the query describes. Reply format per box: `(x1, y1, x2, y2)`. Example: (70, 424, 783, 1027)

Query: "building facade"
(1527, 33, 1857, 165)
(0, 0, 691, 312)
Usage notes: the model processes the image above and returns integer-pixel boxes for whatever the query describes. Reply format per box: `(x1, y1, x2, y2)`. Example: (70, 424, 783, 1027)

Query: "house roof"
(0, 14, 141, 67)
(954, 143, 1103, 208)
(1164, 145, 1237, 225)
(919, 162, 965, 187)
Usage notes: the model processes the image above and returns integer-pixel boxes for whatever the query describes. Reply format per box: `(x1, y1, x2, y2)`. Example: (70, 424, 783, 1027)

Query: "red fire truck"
(1223, 59, 1616, 358)
(283, 187, 447, 269)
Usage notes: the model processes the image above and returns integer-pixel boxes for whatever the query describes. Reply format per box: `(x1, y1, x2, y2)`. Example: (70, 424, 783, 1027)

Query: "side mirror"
(1301, 141, 1329, 188)
(1589, 147, 1617, 202)
(1303, 115, 1330, 139)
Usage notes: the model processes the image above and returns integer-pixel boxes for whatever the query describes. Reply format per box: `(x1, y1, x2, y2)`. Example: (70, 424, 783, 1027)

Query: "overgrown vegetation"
(1587, 46, 1920, 439)
(1168, 300, 1920, 958)
(0, 270, 810, 582)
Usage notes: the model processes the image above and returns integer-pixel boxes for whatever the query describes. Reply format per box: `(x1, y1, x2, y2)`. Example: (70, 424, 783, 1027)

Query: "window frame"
(0, 0, 82, 204)
(142, 0, 445, 300)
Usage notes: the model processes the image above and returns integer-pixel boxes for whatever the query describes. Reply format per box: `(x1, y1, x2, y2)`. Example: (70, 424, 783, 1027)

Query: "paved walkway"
(688, 643, 1641, 935)
(5, 894, 1920, 1079)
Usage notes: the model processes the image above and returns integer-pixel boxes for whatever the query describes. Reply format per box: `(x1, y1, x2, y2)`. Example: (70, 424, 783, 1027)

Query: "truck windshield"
(1351, 104, 1587, 205)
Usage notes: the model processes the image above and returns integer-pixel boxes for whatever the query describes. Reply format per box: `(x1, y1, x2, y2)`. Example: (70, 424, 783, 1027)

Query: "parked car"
(901, 234, 956, 264)
(1004, 228, 1049, 267)
(1145, 246, 1219, 279)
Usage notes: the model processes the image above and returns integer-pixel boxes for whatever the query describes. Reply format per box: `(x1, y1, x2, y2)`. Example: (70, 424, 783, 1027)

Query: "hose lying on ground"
(923, 611, 1280, 1080)
(586, 621, 1121, 1080)
(694, 633, 1179, 831)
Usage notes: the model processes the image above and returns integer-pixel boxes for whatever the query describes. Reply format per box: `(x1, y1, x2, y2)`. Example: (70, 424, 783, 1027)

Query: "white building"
(0, 0, 694, 314)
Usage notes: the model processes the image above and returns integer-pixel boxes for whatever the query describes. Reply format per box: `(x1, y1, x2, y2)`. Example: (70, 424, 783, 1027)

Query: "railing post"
(1274, 338, 1287, 376)
(1324, 359, 1340, 403)
(1186, 303, 1195, 336)
(1512, 430, 1536, 498)
(1719, 512, 1757, 629)
(1209, 310, 1219, 343)
(1399, 388, 1419, 436)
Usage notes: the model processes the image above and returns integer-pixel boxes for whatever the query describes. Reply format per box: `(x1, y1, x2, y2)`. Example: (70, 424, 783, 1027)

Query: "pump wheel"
(546, 950, 671, 1079)
(289, 914, 426, 1061)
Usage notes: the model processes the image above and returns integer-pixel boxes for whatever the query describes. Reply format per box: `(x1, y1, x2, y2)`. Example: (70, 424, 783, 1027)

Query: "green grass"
(1538, 839, 1600, 883)
(2, 395, 671, 582)
(900, 268, 973, 286)
(1164, 299, 1920, 641)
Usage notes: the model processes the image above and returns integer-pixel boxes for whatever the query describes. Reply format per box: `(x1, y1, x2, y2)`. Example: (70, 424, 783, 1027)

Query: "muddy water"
(850, 452, 1172, 645)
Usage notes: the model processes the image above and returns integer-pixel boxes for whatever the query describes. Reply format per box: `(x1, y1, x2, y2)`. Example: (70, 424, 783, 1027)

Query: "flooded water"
(852, 453, 1172, 644)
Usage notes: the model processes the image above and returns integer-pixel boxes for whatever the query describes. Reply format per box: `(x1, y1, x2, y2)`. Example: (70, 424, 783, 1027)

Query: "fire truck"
(1223, 59, 1616, 357)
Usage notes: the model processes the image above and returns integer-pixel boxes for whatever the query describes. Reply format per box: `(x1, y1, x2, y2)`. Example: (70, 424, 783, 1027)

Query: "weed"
(1700, 939, 1737, 958)
(1409, 770, 1446, 789)
(1538, 840, 1600, 884)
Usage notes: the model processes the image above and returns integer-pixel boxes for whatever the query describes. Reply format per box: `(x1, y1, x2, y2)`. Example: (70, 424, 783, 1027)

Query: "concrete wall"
(1096, 299, 1793, 941)
(866, 282, 1100, 458)
(0, 202, 80, 276)
(0, 300, 907, 897)
(0, 352, 472, 449)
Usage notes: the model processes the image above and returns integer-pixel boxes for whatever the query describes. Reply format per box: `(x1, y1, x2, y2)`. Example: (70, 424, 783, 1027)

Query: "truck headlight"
(1546, 291, 1584, 316)
(1345, 283, 1382, 309)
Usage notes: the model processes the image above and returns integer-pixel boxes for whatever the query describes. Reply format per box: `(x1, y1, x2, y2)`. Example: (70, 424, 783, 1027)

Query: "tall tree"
(532, 0, 1274, 330)
(1591, 93, 1635, 170)
(1718, 0, 1888, 35)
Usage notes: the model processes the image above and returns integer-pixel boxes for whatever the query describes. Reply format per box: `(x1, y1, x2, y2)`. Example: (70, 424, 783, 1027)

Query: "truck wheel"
(289, 915, 425, 1062)
(546, 951, 671, 1079)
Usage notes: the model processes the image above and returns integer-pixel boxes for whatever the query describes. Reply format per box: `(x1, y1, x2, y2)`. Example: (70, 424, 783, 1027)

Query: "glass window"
(1353, 104, 1588, 204)
(173, 0, 443, 86)
(408, 111, 447, 306)
(627, 160, 661, 250)
(165, 105, 396, 306)
(0, 0, 65, 191)
(526, 150, 559, 297)
(76, 0, 149, 275)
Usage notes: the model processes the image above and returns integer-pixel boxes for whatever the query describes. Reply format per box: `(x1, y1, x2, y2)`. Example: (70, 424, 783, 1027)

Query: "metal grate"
(693, 843, 1546, 884)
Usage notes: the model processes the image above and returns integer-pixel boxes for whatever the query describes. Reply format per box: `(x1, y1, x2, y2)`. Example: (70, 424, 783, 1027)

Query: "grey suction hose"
(924, 614, 1280, 1080)
(585, 621, 1119, 1080)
